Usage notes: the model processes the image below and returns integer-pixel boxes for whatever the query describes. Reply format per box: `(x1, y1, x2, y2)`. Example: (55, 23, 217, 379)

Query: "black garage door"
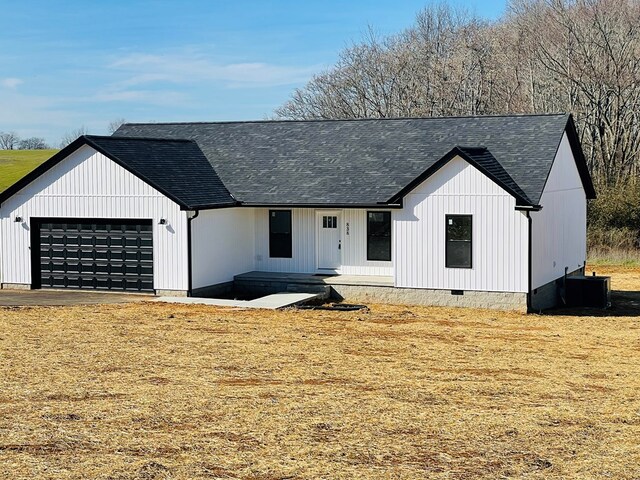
(32, 219, 153, 292)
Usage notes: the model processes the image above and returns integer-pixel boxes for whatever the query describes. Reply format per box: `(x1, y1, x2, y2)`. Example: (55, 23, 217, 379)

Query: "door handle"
(338, 240, 341, 250)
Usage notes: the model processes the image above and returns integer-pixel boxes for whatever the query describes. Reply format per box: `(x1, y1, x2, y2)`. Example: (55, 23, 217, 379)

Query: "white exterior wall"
(394, 156, 529, 293)
(0, 146, 189, 291)
(191, 207, 256, 289)
(253, 208, 393, 275)
(531, 133, 586, 289)
(342, 209, 393, 276)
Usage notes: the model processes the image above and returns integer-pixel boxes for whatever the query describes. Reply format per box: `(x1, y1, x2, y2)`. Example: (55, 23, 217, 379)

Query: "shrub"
(588, 182, 640, 232)
(587, 182, 640, 264)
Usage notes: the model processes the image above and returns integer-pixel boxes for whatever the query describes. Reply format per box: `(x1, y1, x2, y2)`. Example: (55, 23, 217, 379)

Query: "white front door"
(316, 211, 341, 270)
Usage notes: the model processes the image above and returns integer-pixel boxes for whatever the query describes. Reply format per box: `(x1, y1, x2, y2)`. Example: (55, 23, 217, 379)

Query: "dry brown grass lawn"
(1, 266, 640, 479)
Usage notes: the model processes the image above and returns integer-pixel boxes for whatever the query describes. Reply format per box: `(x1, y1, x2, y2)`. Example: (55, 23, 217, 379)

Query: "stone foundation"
(0, 277, 536, 312)
(155, 289, 189, 297)
(331, 284, 528, 312)
(1, 283, 31, 290)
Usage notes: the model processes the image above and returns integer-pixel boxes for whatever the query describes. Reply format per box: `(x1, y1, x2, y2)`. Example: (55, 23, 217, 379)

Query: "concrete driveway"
(0, 289, 150, 306)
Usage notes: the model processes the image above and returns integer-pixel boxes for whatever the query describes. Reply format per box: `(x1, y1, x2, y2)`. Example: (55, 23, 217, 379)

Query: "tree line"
(0, 127, 91, 150)
(276, 0, 640, 190)
(0, 132, 49, 150)
(0, 119, 126, 151)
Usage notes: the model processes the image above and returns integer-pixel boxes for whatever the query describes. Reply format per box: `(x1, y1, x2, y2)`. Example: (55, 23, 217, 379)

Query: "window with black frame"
(269, 210, 292, 258)
(367, 211, 391, 261)
(445, 215, 472, 268)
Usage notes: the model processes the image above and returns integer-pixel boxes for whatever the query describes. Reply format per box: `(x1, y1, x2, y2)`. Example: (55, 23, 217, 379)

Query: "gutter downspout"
(526, 211, 533, 313)
(187, 209, 200, 297)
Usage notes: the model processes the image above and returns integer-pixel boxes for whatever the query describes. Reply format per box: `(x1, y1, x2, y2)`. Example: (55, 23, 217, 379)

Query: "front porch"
(233, 271, 394, 301)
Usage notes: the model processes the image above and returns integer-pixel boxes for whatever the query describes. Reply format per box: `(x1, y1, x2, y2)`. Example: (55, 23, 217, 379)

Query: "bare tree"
(107, 118, 126, 134)
(510, 0, 640, 187)
(59, 126, 89, 148)
(0, 131, 20, 150)
(276, 6, 495, 120)
(18, 137, 49, 150)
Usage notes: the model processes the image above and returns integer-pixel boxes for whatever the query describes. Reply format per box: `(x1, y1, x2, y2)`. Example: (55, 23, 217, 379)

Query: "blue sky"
(0, 0, 506, 146)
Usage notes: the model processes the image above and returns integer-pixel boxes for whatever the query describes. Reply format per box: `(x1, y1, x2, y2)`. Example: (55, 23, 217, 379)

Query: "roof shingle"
(84, 136, 235, 209)
(115, 114, 585, 206)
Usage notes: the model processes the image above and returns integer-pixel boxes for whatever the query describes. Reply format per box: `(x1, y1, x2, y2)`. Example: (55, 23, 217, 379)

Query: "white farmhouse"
(0, 114, 595, 311)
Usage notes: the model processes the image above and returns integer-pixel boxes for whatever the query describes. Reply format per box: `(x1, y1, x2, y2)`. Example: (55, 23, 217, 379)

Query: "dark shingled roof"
(455, 146, 534, 206)
(0, 135, 236, 209)
(0, 114, 595, 211)
(115, 113, 594, 207)
(84, 136, 235, 209)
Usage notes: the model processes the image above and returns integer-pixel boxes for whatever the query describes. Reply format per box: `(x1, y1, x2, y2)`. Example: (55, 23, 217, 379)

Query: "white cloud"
(92, 88, 189, 107)
(86, 50, 320, 111)
(1, 77, 24, 89)
(0, 49, 320, 143)
(107, 52, 319, 89)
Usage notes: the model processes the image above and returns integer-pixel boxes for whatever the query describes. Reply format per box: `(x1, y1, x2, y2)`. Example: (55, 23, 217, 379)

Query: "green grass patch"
(587, 247, 640, 267)
(0, 149, 57, 192)
(588, 227, 640, 267)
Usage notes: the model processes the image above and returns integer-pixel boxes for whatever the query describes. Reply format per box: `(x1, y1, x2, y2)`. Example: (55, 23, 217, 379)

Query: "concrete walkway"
(153, 292, 320, 309)
(0, 289, 149, 306)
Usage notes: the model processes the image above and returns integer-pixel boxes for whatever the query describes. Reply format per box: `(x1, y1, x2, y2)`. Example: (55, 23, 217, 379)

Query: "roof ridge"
(120, 113, 569, 127)
(456, 145, 488, 151)
(88, 135, 194, 143)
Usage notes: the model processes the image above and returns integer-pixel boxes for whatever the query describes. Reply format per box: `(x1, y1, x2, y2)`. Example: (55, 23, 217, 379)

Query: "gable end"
(0, 136, 238, 210)
(388, 146, 539, 209)
(550, 115, 596, 199)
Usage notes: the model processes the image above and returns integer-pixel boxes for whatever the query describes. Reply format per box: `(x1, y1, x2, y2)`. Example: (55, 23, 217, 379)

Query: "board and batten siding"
(253, 208, 393, 276)
(531, 133, 586, 289)
(341, 209, 393, 276)
(0, 145, 189, 291)
(191, 207, 256, 289)
(394, 156, 529, 293)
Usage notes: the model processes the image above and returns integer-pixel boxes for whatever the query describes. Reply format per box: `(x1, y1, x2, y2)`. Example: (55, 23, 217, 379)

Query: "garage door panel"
(41, 246, 152, 259)
(43, 275, 154, 291)
(41, 234, 152, 248)
(34, 219, 154, 292)
(40, 260, 153, 275)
